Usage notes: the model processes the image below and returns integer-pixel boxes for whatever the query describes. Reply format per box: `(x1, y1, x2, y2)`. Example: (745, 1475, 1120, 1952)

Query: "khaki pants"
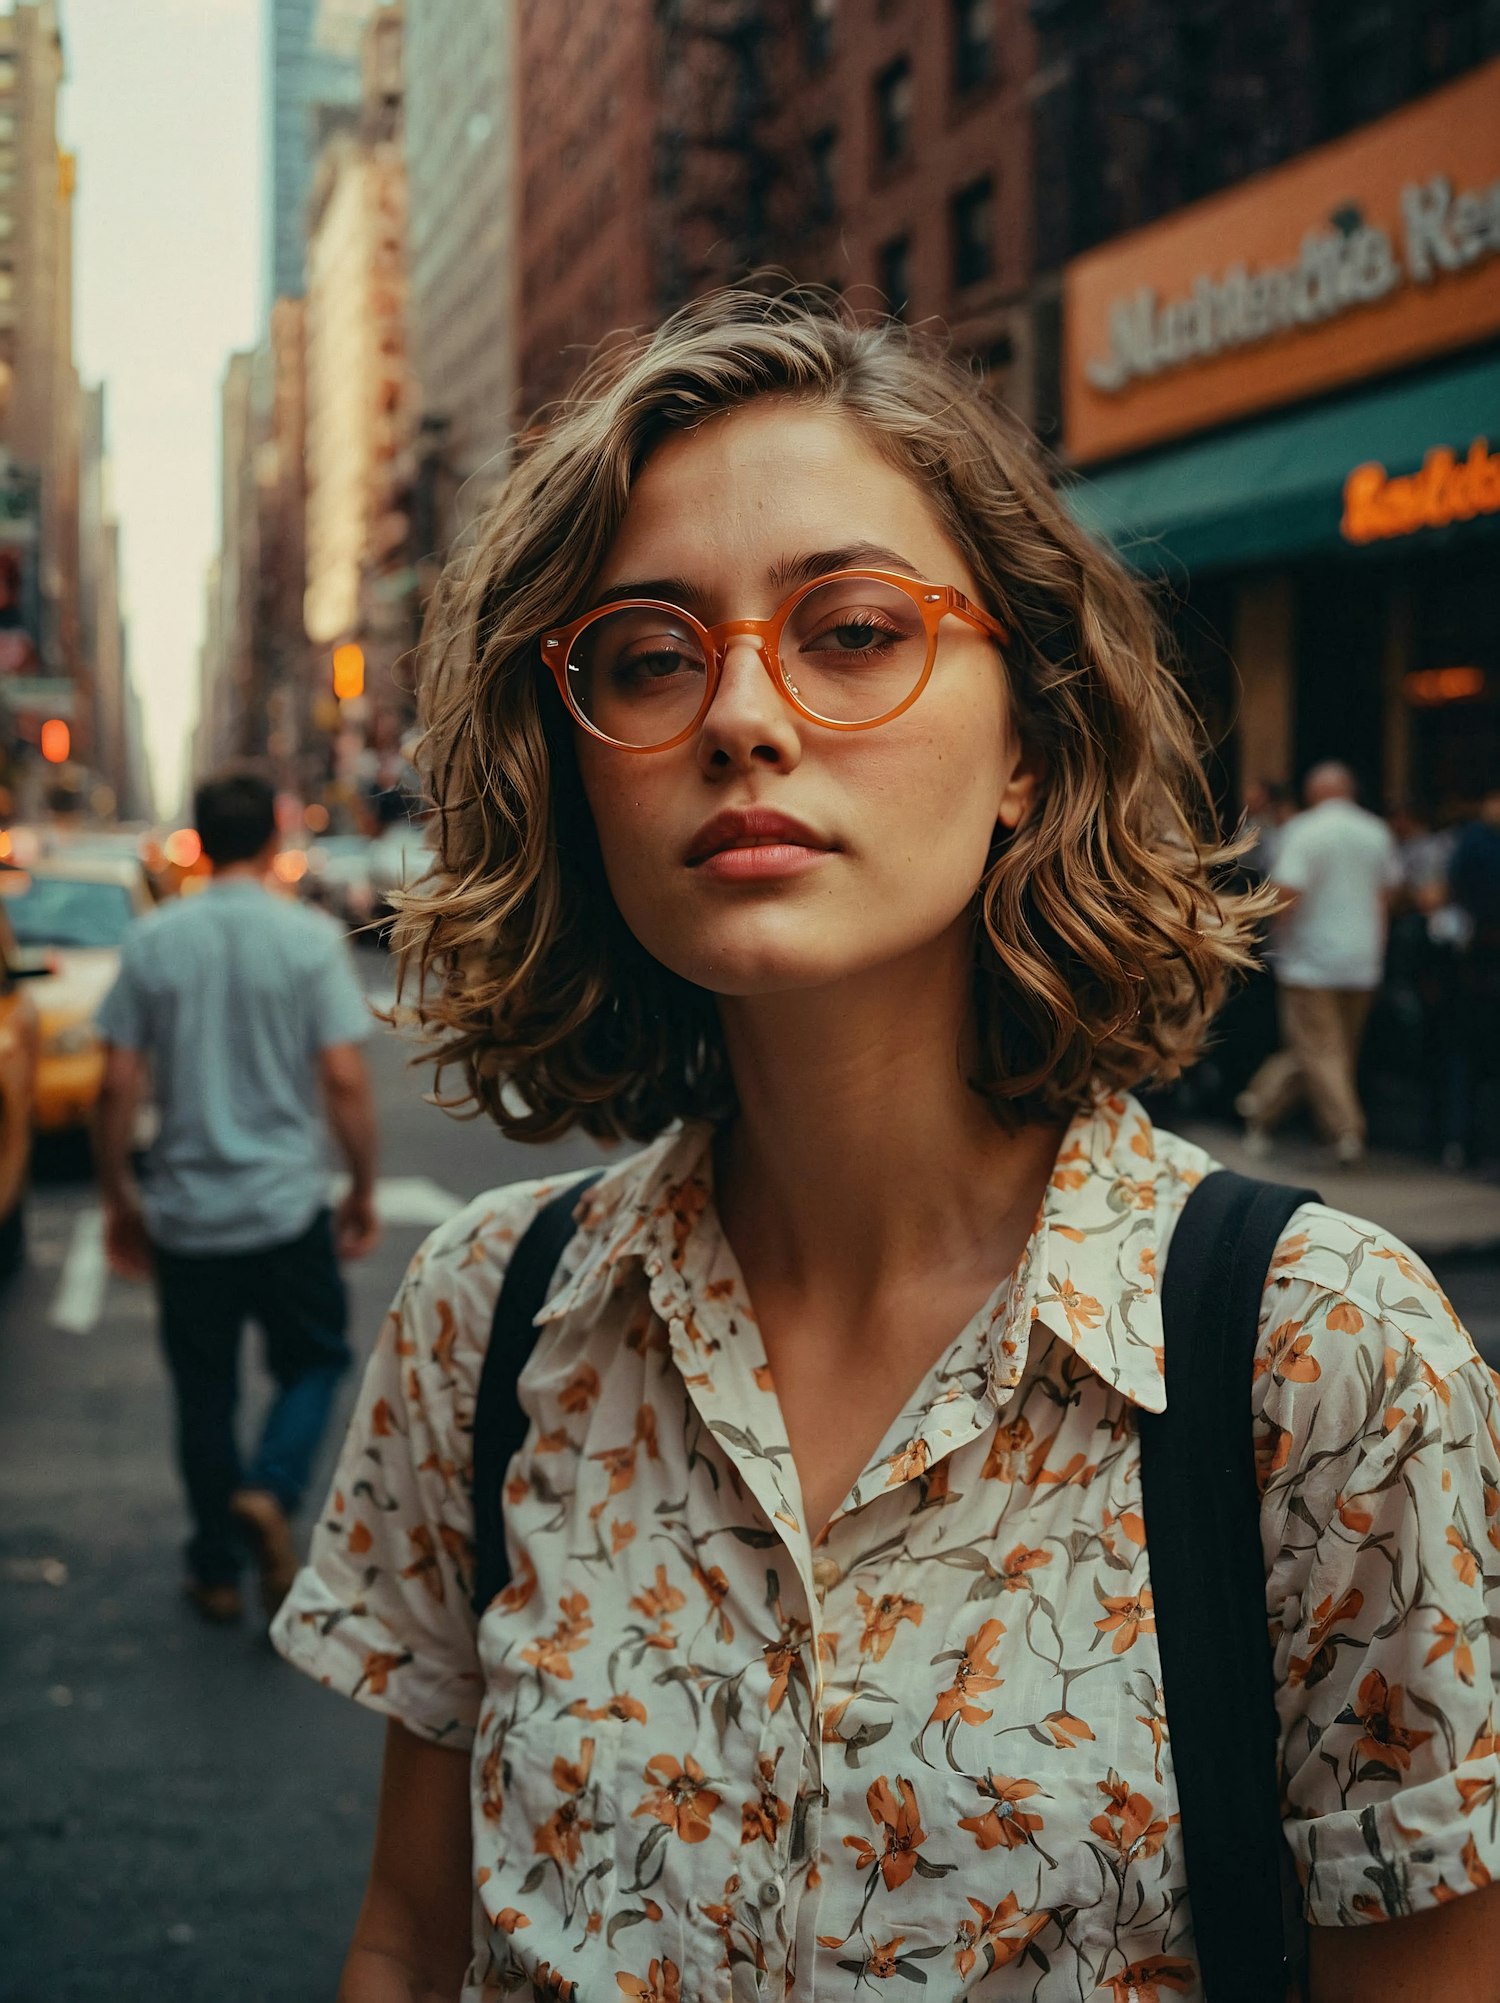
(1241, 984, 1374, 1147)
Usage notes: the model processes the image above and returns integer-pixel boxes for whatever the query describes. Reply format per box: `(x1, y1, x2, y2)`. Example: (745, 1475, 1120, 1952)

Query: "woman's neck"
(713, 921, 1064, 1308)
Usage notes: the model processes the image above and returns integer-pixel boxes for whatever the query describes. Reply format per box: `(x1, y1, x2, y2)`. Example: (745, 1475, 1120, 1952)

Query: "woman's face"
(570, 401, 1036, 998)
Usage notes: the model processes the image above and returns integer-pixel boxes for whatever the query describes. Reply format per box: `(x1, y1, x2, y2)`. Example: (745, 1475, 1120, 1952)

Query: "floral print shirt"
(273, 1093, 1500, 2002)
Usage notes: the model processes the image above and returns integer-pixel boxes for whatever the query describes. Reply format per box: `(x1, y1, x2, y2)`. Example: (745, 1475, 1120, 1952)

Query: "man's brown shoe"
(184, 1580, 244, 1625)
(229, 1487, 300, 1617)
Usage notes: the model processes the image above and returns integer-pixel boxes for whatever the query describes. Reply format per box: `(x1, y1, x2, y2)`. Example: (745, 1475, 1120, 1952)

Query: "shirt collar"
(538, 1092, 1172, 1415)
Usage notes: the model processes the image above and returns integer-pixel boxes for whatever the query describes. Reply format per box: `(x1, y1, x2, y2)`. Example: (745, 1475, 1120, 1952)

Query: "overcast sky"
(62, 0, 262, 818)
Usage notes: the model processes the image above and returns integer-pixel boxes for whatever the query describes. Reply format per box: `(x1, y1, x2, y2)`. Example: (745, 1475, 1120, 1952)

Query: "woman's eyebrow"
(584, 574, 705, 613)
(588, 544, 920, 613)
(769, 543, 918, 588)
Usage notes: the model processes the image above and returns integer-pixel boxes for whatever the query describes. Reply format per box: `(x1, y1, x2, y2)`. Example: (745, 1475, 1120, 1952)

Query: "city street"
(0, 945, 610, 2003)
(1, 947, 1497, 2002)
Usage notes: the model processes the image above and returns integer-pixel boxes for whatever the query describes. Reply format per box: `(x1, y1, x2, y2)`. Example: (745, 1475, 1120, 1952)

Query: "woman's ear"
(997, 740, 1043, 833)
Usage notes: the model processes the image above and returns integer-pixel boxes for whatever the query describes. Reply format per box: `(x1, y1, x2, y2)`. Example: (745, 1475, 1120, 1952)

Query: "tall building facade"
(402, 0, 517, 497)
(302, 3, 415, 789)
(513, 0, 1037, 422)
(517, 0, 654, 423)
(264, 0, 372, 305)
(77, 382, 134, 814)
(0, 0, 86, 805)
(1041, 7, 1500, 819)
(757, 0, 1034, 409)
(201, 350, 258, 772)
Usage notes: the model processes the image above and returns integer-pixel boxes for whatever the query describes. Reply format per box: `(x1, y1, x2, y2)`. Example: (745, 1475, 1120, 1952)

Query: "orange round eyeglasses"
(540, 568, 1008, 752)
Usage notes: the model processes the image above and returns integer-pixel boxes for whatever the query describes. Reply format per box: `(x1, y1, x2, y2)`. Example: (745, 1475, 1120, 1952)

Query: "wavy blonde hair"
(395, 287, 1264, 1141)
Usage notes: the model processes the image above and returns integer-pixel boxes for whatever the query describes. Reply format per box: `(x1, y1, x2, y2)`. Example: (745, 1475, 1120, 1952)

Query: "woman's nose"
(696, 634, 802, 774)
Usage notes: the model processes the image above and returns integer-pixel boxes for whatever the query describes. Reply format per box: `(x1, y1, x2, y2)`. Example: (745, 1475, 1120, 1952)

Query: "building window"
(806, 0, 835, 71)
(951, 0, 996, 93)
(657, 127, 684, 199)
(874, 56, 913, 167)
(977, 332, 1013, 379)
(950, 175, 994, 289)
(809, 125, 839, 225)
(878, 232, 911, 317)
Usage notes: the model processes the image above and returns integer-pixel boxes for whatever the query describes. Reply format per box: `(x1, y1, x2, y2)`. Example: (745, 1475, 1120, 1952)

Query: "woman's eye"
(806, 617, 902, 654)
(614, 645, 699, 682)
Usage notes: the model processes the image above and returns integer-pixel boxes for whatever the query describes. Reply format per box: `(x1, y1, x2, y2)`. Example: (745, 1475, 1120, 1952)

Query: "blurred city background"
(0, 2, 1497, 1996)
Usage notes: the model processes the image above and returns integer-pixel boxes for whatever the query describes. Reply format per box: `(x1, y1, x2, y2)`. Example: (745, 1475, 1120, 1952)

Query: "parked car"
(0, 891, 42, 1273)
(367, 819, 433, 939)
(300, 834, 377, 928)
(0, 855, 152, 1133)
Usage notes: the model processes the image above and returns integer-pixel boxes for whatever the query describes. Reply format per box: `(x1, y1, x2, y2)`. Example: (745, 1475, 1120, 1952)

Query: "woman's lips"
(685, 808, 838, 881)
(693, 843, 834, 882)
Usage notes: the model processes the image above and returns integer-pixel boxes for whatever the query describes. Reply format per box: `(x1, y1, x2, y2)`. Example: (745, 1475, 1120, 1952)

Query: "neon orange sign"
(1341, 436, 1500, 543)
(1403, 665, 1486, 706)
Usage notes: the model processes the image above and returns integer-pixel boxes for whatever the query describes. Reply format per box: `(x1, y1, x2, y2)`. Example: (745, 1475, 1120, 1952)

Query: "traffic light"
(40, 718, 69, 764)
(332, 642, 365, 701)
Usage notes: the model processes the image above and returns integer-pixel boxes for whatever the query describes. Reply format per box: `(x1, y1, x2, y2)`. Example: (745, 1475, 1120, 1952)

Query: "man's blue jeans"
(153, 1209, 352, 1587)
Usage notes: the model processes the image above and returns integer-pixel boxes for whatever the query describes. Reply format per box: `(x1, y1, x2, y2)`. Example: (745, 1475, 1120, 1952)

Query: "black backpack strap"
(1138, 1168, 1319, 2003)
(470, 1174, 602, 1619)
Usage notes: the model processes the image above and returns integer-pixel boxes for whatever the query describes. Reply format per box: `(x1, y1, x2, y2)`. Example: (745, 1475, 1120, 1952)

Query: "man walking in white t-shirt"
(1237, 762, 1401, 1166)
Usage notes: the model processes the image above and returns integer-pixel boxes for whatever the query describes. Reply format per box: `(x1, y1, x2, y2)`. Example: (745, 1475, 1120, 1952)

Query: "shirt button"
(811, 1555, 841, 1593)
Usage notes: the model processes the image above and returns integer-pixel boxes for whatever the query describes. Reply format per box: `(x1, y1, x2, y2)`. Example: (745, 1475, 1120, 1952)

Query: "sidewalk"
(1178, 1120, 1500, 1262)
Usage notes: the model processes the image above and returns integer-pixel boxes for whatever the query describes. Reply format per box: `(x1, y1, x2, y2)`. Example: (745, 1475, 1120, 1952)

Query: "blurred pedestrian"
(1237, 761, 1400, 1165)
(1387, 799, 1455, 912)
(92, 772, 381, 1626)
(1440, 788, 1500, 1169)
(1241, 776, 1294, 880)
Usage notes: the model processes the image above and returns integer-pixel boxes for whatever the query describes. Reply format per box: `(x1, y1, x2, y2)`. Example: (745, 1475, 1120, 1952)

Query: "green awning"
(1065, 347, 1500, 573)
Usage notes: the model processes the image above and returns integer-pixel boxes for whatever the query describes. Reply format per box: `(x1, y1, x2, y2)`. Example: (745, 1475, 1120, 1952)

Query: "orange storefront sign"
(1063, 60, 1500, 465)
(1342, 436, 1500, 542)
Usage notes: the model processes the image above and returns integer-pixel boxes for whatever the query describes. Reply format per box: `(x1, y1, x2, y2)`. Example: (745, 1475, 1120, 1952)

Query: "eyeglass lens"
(564, 575, 932, 748)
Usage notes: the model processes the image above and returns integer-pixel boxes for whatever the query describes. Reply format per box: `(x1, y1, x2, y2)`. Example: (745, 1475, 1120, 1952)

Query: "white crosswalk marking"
(356, 1175, 466, 1227)
(49, 1208, 107, 1333)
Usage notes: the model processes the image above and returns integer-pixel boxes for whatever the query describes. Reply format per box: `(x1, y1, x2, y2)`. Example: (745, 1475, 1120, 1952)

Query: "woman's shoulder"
(1144, 1118, 1488, 1421)
(389, 1133, 687, 1386)
(1258, 1199, 1475, 1371)
(1250, 1198, 1492, 1462)
(390, 1166, 604, 1374)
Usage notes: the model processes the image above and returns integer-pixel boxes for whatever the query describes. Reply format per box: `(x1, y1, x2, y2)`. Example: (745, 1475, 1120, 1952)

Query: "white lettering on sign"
(1084, 174, 1500, 395)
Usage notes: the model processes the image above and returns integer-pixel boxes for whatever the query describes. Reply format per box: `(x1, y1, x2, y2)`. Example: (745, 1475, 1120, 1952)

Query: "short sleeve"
(271, 1177, 573, 1746)
(1254, 1207, 1500, 1925)
(1270, 820, 1310, 894)
(95, 939, 149, 1050)
(309, 925, 372, 1049)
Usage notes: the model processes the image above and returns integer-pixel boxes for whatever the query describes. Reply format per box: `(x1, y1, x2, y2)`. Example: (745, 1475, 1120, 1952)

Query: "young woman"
(273, 293, 1500, 2003)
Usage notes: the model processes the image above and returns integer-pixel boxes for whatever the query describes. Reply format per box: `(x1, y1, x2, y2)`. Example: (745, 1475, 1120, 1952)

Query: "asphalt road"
(0, 948, 1495, 2001)
(0, 942, 610, 2003)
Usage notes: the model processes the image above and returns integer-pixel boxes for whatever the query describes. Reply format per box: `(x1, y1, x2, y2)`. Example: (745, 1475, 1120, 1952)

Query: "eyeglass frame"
(539, 567, 1009, 754)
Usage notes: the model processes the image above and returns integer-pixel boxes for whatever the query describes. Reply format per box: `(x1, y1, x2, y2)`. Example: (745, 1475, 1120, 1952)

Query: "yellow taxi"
(0, 889, 41, 1272)
(0, 855, 152, 1132)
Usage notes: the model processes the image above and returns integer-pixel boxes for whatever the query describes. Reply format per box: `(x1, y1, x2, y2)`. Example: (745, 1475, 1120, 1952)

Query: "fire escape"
(651, 0, 785, 312)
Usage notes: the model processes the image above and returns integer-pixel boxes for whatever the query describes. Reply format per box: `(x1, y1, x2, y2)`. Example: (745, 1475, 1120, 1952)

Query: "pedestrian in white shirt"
(1237, 762, 1401, 1164)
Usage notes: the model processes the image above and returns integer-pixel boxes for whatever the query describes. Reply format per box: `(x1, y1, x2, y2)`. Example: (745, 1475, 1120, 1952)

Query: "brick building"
(515, 0, 657, 422)
(514, 0, 1037, 422)
(758, 0, 1034, 410)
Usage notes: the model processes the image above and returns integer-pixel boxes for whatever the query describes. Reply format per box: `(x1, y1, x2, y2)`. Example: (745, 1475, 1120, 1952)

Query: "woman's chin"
(661, 929, 869, 1000)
